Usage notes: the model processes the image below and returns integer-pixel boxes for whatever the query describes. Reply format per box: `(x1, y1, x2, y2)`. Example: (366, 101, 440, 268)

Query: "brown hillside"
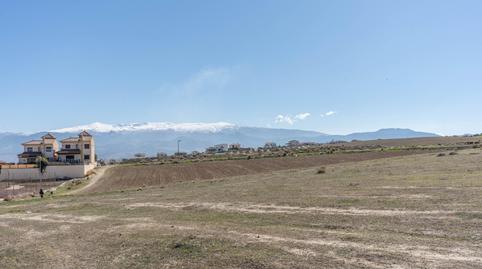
(88, 151, 421, 193)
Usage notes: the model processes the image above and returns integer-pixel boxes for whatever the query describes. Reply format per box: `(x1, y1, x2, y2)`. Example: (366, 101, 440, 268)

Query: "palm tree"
(36, 156, 49, 174)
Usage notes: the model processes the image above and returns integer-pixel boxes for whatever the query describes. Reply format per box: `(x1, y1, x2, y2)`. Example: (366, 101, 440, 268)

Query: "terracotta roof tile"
(79, 130, 92, 137)
(41, 133, 56, 139)
(22, 140, 42, 145)
(61, 137, 80, 143)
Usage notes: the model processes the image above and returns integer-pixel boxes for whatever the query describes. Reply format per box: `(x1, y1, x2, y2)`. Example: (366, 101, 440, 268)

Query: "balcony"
(57, 149, 81, 155)
(49, 160, 89, 166)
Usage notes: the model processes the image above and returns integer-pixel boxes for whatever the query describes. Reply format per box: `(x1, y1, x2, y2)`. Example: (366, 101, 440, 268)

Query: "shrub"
(317, 167, 326, 174)
(449, 152, 458, 156)
(436, 153, 446, 157)
(36, 156, 49, 174)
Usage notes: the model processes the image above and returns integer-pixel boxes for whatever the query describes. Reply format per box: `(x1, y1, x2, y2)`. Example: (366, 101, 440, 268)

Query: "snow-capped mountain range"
(0, 122, 439, 162)
(51, 122, 237, 133)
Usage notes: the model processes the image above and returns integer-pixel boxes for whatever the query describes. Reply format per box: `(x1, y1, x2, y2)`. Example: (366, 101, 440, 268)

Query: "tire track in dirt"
(106, 220, 482, 267)
(125, 201, 480, 218)
(0, 213, 104, 224)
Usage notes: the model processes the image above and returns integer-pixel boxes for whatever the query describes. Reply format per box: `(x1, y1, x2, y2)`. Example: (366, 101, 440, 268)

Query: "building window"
(65, 145, 71, 149)
(46, 146, 52, 152)
(27, 147, 33, 152)
(84, 144, 90, 149)
(84, 154, 90, 160)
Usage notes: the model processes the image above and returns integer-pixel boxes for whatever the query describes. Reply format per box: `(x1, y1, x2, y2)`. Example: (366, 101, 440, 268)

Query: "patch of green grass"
(54, 178, 89, 195)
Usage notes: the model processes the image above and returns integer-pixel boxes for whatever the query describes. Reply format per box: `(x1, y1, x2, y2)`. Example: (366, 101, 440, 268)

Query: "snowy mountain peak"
(51, 122, 237, 133)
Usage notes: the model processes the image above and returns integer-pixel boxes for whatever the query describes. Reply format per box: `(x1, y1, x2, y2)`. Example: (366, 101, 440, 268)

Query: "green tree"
(36, 156, 49, 174)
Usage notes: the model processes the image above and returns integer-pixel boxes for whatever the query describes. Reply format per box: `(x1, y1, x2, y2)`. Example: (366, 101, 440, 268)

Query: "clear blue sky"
(1, 0, 481, 135)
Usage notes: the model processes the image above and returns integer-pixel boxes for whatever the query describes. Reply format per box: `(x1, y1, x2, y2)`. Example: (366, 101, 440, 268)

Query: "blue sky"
(1, 0, 482, 135)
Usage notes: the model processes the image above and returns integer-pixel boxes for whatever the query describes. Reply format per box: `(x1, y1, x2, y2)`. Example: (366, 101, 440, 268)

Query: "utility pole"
(177, 140, 181, 155)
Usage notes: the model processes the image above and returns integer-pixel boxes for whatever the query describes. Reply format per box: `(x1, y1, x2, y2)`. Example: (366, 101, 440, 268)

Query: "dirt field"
(333, 135, 481, 148)
(0, 149, 481, 268)
(0, 180, 63, 199)
(89, 151, 424, 193)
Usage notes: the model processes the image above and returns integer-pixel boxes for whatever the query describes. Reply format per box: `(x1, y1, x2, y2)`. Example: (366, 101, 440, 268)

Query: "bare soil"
(0, 149, 481, 268)
(91, 151, 422, 193)
(0, 180, 62, 199)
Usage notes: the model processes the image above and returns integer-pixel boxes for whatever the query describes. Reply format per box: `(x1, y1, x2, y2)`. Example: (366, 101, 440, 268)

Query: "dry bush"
(449, 152, 458, 156)
(317, 167, 326, 174)
(86, 170, 96, 177)
(437, 153, 446, 157)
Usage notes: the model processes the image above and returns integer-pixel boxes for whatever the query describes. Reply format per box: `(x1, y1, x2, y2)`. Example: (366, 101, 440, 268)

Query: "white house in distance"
(18, 133, 59, 164)
(0, 131, 97, 181)
(57, 131, 96, 164)
(18, 131, 95, 165)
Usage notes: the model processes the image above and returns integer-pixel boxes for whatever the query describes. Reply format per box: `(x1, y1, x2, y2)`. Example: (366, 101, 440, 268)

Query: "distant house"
(57, 131, 96, 164)
(174, 152, 188, 157)
(3, 131, 97, 181)
(205, 144, 229, 154)
(157, 152, 168, 159)
(228, 143, 241, 151)
(205, 147, 217, 154)
(264, 142, 277, 149)
(18, 133, 59, 164)
(286, 140, 301, 147)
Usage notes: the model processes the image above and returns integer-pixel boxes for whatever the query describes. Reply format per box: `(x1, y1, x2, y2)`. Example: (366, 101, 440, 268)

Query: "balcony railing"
(48, 160, 91, 166)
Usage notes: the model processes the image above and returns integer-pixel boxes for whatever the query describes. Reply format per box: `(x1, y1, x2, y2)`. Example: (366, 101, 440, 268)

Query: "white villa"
(18, 133, 59, 164)
(57, 131, 96, 164)
(0, 131, 97, 181)
(18, 131, 96, 165)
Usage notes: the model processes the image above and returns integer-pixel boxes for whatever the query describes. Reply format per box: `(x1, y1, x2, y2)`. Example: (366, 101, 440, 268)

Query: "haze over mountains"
(0, 122, 439, 162)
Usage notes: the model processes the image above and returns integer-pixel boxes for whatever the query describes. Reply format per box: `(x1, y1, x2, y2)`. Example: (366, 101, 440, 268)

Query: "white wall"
(0, 163, 96, 181)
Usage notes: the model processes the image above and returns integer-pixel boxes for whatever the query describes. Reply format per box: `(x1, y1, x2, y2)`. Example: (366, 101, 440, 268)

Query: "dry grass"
(0, 149, 481, 268)
(89, 150, 422, 193)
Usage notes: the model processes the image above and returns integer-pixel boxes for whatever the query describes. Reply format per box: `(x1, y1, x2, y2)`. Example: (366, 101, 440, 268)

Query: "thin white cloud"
(159, 67, 233, 97)
(275, 112, 311, 125)
(321, 111, 336, 117)
(275, 115, 294, 125)
(295, 112, 311, 120)
(182, 67, 231, 95)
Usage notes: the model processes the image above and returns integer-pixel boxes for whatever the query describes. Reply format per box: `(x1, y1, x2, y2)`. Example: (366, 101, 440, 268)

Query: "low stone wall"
(0, 163, 96, 181)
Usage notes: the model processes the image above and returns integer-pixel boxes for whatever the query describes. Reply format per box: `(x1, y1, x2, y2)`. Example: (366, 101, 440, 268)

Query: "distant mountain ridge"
(51, 122, 236, 133)
(325, 128, 440, 142)
(0, 122, 439, 162)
